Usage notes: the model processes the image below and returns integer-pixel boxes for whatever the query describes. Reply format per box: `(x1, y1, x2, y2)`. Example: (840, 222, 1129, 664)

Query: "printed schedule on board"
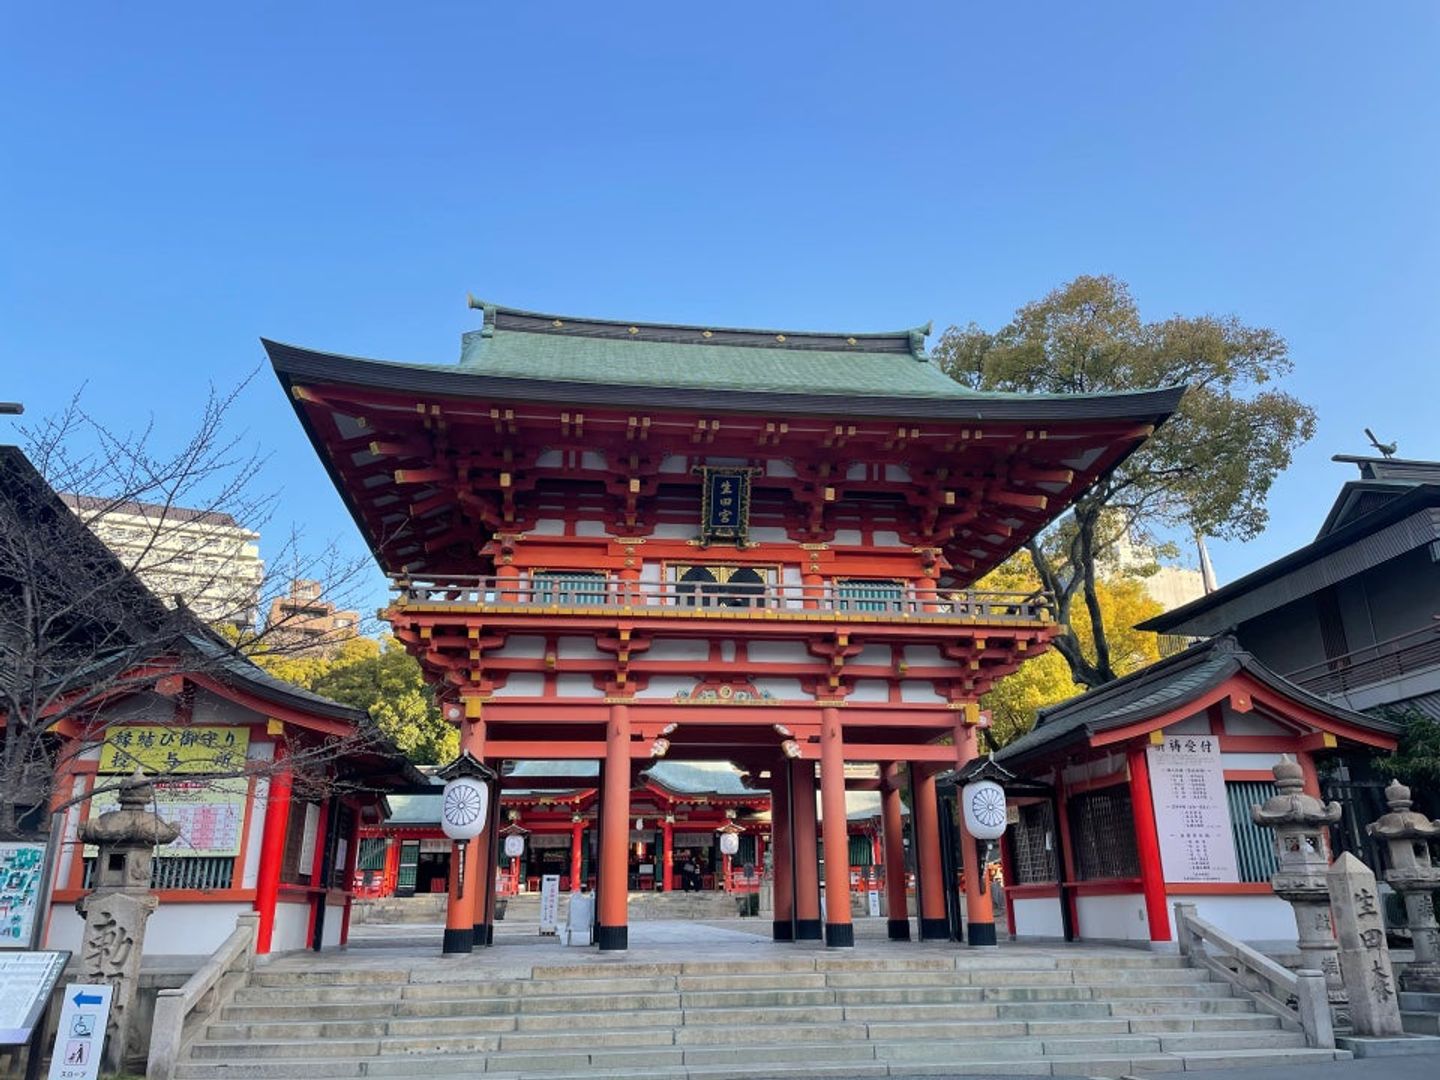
(1146, 736, 1240, 883)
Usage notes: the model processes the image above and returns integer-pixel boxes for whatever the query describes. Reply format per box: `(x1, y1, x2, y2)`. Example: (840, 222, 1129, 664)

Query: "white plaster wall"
(558, 636, 605, 659)
(270, 901, 312, 953)
(535, 450, 563, 468)
(900, 681, 946, 703)
(1223, 752, 1285, 772)
(749, 527, 788, 543)
(1165, 893, 1297, 944)
(884, 465, 910, 482)
(649, 638, 710, 662)
(903, 646, 942, 666)
(242, 778, 268, 889)
(660, 455, 688, 474)
(766, 460, 796, 478)
(575, 519, 609, 537)
(529, 518, 565, 535)
(1076, 893, 1151, 941)
(1225, 711, 1287, 735)
(556, 674, 605, 698)
(492, 673, 545, 697)
(54, 774, 90, 887)
(753, 678, 807, 700)
(321, 903, 345, 948)
(652, 523, 694, 539)
(749, 641, 809, 664)
(493, 635, 546, 658)
(833, 529, 863, 546)
(872, 531, 904, 547)
(845, 463, 867, 481)
(580, 452, 606, 470)
(855, 645, 891, 666)
(640, 560, 662, 586)
(849, 680, 889, 703)
(49, 902, 253, 957)
(720, 641, 736, 662)
(1010, 896, 1066, 938)
(636, 677, 697, 699)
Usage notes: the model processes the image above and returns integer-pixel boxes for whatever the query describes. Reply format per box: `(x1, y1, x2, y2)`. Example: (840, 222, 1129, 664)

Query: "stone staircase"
(172, 951, 1352, 1079)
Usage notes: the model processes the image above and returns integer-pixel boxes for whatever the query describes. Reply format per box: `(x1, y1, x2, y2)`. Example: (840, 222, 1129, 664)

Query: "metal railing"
(147, 912, 258, 1080)
(1285, 623, 1440, 696)
(1174, 902, 1334, 1049)
(391, 573, 1055, 624)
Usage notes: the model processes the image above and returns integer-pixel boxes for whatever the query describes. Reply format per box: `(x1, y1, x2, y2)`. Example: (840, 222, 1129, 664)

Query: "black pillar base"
(441, 927, 474, 954)
(597, 924, 628, 951)
(919, 917, 950, 941)
(887, 918, 912, 941)
(795, 918, 823, 941)
(473, 923, 493, 946)
(966, 921, 998, 947)
(772, 920, 795, 942)
(824, 922, 855, 948)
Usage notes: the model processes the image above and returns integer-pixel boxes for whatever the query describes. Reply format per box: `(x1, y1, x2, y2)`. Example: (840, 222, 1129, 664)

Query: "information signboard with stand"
(0, 950, 71, 1080)
(538, 874, 560, 935)
(47, 983, 112, 1080)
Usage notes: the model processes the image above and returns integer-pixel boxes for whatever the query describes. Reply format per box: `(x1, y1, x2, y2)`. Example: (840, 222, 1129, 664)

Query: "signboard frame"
(0, 949, 71, 1080)
(537, 874, 560, 935)
(47, 981, 112, 1080)
(1, 839, 56, 951)
(1146, 736, 1241, 884)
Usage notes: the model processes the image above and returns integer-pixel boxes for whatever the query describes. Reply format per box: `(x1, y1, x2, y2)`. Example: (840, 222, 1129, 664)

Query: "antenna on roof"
(1364, 428, 1397, 459)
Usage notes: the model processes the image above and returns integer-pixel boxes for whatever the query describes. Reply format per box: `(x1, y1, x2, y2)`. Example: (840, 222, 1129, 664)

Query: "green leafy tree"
(248, 635, 457, 765)
(1374, 710, 1440, 817)
(933, 274, 1316, 689)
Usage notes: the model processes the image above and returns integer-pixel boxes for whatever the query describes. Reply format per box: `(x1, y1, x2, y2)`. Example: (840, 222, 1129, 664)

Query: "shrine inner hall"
(267, 300, 1183, 952)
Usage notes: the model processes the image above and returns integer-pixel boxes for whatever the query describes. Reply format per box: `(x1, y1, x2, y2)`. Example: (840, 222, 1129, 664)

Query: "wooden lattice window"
(1067, 787, 1141, 881)
(533, 570, 608, 605)
(1227, 780, 1281, 883)
(1010, 802, 1060, 884)
(836, 579, 904, 613)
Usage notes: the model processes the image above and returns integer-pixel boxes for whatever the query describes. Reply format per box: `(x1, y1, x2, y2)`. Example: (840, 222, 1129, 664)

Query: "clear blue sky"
(3, 3, 1438, 612)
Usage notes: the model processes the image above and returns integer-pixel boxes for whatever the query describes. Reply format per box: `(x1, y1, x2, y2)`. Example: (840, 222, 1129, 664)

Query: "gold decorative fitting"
(846, 337, 857, 345)
(702, 330, 713, 338)
(552, 318, 564, 327)
(775, 334, 786, 342)
(628, 326, 639, 335)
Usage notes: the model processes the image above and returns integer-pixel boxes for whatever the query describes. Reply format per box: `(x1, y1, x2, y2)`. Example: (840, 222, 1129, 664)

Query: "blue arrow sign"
(73, 991, 103, 1007)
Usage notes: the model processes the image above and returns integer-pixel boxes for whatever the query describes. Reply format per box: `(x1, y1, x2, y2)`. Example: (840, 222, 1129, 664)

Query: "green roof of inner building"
(459, 301, 976, 399)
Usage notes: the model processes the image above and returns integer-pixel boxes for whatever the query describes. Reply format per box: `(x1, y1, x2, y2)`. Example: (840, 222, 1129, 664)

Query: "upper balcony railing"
(390, 573, 1056, 626)
(1285, 622, 1440, 697)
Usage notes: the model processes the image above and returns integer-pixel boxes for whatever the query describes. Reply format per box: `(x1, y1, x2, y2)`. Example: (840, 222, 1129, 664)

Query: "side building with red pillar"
(267, 298, 1184, 951)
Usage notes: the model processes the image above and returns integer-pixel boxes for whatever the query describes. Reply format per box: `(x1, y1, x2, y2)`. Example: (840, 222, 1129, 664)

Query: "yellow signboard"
(98, 725, 250, 775)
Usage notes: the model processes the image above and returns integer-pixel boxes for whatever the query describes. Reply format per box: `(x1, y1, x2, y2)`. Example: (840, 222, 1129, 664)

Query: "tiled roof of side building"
(994, 635, 1399, 769)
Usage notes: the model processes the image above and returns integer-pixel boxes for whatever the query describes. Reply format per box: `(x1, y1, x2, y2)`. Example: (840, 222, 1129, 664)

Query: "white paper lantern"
(719, 831, 740, 856)
(503, 834, 526, 858)
(440, 776, 489, 841)
(961, 780, 1008, 840)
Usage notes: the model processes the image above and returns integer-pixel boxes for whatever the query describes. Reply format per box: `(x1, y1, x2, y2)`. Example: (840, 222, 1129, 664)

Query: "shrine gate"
(267, 299, 1182, 951)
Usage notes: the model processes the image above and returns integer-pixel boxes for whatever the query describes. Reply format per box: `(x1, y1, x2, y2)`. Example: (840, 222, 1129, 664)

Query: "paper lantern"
(503, 834, 526, 858)
(440, 776, 489, 841)
(719, 832, 740, 856)
(961, 780, 1008, 840)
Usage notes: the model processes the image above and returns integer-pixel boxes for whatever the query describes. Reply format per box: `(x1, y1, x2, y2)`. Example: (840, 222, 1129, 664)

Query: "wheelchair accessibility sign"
(48, 983, 111, 1080)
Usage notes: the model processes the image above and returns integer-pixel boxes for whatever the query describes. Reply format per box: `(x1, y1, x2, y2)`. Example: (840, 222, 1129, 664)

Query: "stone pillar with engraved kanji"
(1367, 778, 1440, 993)
(75, 770, 180, 1072)
(1250, 755, 1345, 999)
(1327, 852, 1405, 1036)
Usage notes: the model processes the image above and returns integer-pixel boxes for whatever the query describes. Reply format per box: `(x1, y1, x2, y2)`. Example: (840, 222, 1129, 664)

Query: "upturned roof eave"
(263, 338, 1187, 423)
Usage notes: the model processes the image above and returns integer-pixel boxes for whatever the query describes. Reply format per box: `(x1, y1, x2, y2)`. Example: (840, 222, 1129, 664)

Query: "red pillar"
(339, 800, 360, 946)
(570, 818, 584, 890)
(790, 758, 822, 940)
(911, 765, 949, 940)
(463, 707, 492, 944)
(1127, 743, 1173, 944)
(819, 706, 854, 947)
(880, 764, 910, 941)
(254, 743, 292, 955)
(870, 831, 882, 867)
(662, 819, 674, 892)
(771, 761, 795, 940)
(598, 703, 630, 950)
(955, 718, 996, 946)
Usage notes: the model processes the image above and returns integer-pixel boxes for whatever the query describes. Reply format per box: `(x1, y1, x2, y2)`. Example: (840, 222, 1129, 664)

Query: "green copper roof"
(458, 300, 974, 399)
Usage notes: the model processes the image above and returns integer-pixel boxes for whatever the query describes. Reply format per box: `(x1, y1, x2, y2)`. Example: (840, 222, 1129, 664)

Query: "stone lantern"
(76, 769, 180, 1072)
(1367, 778, 1440, 992)
(1251, 755, 1344, 998)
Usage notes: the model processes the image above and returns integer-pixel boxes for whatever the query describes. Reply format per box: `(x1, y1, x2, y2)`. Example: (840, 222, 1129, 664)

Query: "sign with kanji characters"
(0, 951, 68, 1043)
(47, 982, 111, 1080)
(97, 724, 249, 775)
(83, 780, 247, 858)
(695, 467, 756, 547)
(1146, 735, 1239, 883)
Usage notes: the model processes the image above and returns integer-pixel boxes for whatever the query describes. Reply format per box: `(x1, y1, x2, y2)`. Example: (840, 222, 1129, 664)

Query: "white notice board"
(0, 951, 69, 1044)
(538, 875, 560, 935)
(1147, 737, 1239, 883)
